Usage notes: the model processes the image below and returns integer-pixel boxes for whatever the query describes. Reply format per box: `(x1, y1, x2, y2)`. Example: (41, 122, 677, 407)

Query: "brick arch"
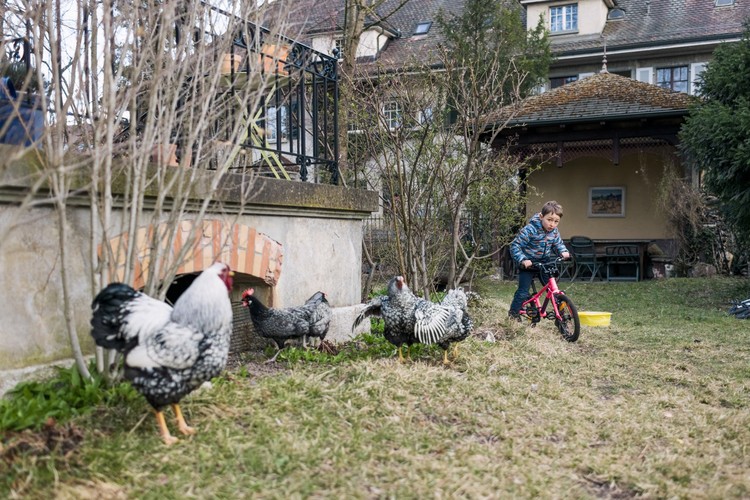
(103, 219, 283, 289)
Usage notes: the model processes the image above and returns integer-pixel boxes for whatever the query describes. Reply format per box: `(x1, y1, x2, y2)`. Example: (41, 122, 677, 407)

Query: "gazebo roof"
(487, 72, 697, 161)
(502, 71, 694, 128)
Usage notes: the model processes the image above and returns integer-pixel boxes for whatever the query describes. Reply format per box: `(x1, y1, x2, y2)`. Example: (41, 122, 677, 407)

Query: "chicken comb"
(241, 288, 254, 299)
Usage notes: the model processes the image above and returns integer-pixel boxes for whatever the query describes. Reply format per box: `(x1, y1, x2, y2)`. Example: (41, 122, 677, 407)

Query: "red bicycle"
(519, 258, 580, 342)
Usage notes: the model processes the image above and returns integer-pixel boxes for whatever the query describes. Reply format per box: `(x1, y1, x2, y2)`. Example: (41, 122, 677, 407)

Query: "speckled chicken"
(435, 288, 474, 361)
(90, 262, 234, 445)
(241, 288, 332, 362)
(353, 276, 473, 364)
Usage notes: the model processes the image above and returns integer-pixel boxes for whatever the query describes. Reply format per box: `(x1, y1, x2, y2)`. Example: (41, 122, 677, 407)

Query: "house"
(499, 0, 750, 276)
(525, 0, 749, 95)
(487, 71, 693, 278)
(283, 0, 749, 278)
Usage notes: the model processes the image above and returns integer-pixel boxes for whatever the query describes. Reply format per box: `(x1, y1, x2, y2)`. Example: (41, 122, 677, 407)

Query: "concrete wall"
(0, 155, 378, 375)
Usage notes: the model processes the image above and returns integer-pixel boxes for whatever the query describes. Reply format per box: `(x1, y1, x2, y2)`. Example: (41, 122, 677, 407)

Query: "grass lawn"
(2, 277, 750, 498)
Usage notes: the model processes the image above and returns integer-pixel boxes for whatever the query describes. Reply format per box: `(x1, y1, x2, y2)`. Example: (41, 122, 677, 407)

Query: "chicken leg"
(397, 345, 406, 362)
(266, 346, 285, 363)
(154, 410, 179, 446)
(172, 404, 196, 435)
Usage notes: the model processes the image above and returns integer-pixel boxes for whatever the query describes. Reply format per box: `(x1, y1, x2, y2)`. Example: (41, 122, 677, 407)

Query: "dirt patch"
(2, 418, 84, 466)
(241, 360, 289, 378)
(56, 480, 128, 500)
(581, 473, 643, 499)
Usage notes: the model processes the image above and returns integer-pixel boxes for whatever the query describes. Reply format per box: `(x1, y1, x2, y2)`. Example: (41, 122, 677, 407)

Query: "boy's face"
(541, 212, 561, 232)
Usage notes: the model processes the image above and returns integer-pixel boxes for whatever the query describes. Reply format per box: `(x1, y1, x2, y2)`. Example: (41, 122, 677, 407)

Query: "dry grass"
(3, 277, 750, 498)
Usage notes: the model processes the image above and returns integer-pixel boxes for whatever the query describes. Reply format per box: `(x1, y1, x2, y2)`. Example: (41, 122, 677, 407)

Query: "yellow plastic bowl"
(579, 311, 612, 327)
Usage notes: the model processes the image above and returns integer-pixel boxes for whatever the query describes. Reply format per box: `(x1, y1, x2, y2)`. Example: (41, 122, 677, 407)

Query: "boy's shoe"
(508, 311, 522, 322)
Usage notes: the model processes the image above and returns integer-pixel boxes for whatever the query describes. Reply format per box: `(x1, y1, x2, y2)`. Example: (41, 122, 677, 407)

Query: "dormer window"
(414, 21, 432, 36)
(715, 0, 734, 6)
(550, 4, 578, 33)
(607, 8, 625, 20)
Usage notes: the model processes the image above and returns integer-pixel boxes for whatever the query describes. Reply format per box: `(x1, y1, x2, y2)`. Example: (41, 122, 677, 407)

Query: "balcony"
(200, 4, 340, 184)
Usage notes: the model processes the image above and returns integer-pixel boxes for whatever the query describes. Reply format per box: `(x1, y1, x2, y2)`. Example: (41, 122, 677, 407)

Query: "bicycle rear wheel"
(554, 294, 580, 342)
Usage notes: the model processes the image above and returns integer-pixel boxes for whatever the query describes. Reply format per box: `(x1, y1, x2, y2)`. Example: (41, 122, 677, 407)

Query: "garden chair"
(568, 235, 602, 282)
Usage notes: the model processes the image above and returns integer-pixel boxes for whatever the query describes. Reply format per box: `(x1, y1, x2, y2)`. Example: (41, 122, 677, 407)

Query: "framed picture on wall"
(588, 187, 625, 217)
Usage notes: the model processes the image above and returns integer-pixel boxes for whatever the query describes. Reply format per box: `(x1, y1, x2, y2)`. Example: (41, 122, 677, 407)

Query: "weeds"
(0, 363, 137, 432)
(2, 277, 750, 498)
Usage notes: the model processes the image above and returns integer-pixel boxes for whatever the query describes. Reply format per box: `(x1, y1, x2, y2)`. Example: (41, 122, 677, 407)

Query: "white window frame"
(333, 38, 344, 60)
(636, 67, 653, 85)
(266, 100, 299, 143)
(550, 4, 578, 33)
(382, 101, 402, 130)
(690, 62, 707, 95)
(418, 106, 433, 124)
(266, 105, 287, 142)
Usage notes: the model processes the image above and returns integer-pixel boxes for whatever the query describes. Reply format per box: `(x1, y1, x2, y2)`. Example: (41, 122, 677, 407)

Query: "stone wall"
(0, 148, 378, 380)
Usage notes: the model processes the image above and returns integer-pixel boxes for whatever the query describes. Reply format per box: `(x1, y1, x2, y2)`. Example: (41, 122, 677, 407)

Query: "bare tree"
(353, 0, 551, 295)
(1, 1, 298, 378)
(336, 0, 409, 185)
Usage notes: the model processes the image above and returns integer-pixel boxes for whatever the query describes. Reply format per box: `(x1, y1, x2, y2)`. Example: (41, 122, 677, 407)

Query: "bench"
(604, 245, 640, 281)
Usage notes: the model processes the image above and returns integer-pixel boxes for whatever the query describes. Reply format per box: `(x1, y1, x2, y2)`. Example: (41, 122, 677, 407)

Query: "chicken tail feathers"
(352, 297, 384, 333)
(90, 282, 140, 351)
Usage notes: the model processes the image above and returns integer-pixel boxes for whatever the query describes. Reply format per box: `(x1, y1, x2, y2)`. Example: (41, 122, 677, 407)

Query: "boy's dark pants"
(510, 269, 550, 314)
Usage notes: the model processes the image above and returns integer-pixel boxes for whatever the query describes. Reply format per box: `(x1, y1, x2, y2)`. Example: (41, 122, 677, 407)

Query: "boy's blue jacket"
(510, 213, 568, 264)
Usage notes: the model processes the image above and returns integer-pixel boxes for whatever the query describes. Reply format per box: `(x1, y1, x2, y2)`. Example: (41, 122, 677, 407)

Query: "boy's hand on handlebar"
(521, 259, 532, 268)
(562, 252, 571, 260)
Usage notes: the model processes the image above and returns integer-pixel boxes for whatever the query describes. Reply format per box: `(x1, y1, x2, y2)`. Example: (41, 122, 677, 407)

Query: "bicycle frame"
(519, 262, 566, 323)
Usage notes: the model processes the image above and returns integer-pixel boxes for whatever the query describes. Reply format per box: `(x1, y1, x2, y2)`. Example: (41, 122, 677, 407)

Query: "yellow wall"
(526, 150, 680, 240)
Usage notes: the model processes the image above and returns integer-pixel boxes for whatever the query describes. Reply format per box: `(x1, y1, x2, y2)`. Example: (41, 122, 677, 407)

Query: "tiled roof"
(269, 0, 480, 69)
(274, 1, 750, 65)
(496, 71, 694, 126)
(550, 0, 750, 56)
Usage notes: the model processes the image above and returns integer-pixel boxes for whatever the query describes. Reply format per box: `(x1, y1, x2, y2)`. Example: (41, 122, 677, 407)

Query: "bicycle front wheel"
(554, 294, 580, 342)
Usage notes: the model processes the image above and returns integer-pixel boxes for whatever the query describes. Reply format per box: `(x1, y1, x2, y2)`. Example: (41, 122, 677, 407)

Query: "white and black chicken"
(241, 288, 332, 362)
(90, 262, 234, 445)
(353, 276, 473, 364)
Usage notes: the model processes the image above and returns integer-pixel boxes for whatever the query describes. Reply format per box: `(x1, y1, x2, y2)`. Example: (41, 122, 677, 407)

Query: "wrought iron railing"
(200, 3, 340, 184)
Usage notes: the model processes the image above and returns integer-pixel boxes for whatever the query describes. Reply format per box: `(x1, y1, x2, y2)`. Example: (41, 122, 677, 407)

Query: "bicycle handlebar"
(524, 257, 570, 275)
(525, 256, 569, 269)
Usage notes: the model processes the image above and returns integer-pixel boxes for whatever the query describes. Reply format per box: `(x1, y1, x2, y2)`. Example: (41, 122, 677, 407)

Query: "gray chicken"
(353, 276, 473, 364)
(435, 288, 474, 361)
(241, 288, 332, 362)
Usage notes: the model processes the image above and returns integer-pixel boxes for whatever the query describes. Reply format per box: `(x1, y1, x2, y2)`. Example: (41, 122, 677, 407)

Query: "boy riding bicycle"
(508, 201, 570, 320)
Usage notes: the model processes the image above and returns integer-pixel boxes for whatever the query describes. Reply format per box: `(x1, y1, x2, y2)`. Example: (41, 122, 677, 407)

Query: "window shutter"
(690, 62, 707, 95)
(636, 67, 653, 84)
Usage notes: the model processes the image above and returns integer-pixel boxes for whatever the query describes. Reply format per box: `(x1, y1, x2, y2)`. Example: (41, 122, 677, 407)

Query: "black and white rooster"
(241, 288, 332, 362)
(353, 276, 473, 364)
(90, 262, 234, 445)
